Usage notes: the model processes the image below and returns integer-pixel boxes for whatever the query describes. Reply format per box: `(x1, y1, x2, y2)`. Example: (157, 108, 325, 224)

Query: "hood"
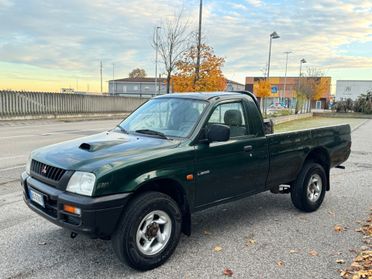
(32, 131, 182, 172)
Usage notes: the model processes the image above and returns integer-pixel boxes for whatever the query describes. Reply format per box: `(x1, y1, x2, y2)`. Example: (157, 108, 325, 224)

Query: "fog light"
(63, 204, 81, 215)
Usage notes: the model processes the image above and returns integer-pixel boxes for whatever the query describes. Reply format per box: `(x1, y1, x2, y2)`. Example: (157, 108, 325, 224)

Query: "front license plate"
(29, 188, 45, 208)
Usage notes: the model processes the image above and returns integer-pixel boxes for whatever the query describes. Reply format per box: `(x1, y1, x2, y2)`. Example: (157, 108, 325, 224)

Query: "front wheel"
(112, 191, 182, 271)
(291, 162, 327, 212)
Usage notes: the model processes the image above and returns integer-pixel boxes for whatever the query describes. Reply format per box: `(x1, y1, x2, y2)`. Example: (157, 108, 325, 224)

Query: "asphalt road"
(0, 119, 371, 279)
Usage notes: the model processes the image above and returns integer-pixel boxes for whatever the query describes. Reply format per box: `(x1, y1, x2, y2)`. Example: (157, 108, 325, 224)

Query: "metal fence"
(0, 91, 149, 117)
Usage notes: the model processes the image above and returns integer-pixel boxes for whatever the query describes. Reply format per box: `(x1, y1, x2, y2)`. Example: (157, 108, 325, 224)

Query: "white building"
(336, 80, 372, 101)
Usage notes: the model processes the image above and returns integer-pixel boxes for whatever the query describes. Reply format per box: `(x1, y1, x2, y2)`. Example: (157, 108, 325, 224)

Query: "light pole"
(100, 60, 103, 94)
(296, 58, 307, 113)
(283, 51, 292, 106)
(267, 31, 280, 79)
(112, 63, 115, 95)
(195, 0, 203, 85)
(154, 26, 161, 96)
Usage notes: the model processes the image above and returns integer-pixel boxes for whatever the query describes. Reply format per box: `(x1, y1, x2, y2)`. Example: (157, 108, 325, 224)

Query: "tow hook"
(70, 232, 78, 239)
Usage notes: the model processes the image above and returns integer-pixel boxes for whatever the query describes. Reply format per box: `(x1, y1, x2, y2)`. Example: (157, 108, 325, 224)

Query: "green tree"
(129, 68, 147, 78)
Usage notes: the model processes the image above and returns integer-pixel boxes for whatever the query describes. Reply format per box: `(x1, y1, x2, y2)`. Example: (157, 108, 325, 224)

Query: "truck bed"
(265, 124, 351, 189)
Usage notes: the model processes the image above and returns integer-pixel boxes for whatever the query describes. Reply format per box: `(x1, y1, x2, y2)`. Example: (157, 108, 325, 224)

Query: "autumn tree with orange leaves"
(253, 79, 271, 113)
(172, 44, 226, 92)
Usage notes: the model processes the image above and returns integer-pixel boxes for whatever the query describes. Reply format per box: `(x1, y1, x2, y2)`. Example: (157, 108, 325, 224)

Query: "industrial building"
(336, 80, 372, 101)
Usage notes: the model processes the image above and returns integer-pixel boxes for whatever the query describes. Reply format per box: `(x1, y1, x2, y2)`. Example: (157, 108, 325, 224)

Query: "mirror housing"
(263, 119, 274, 134)
(205, 124, 230, 143)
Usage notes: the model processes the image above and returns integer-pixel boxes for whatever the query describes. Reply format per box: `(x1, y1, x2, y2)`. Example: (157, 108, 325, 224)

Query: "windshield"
(118, 98, 208, 138)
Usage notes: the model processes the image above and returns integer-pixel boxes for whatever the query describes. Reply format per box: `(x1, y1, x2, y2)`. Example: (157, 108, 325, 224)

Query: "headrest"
(224, 109, 242, 126)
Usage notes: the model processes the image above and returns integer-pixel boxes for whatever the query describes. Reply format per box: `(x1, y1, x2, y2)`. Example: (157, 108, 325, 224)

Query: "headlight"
(26, 155, 32, 175)
(66, 171, 96, 196)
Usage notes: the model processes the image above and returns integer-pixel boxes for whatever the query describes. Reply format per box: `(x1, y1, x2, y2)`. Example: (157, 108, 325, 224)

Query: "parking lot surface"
(0, 119, 371, 278)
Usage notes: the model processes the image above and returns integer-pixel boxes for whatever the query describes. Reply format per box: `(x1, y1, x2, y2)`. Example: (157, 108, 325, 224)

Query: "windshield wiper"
(135, 129, 168, 139)
(115, 125, 128, 134)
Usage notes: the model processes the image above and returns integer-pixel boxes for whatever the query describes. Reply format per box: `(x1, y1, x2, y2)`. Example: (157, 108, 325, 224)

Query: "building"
(108, 77, 168, 97)
(336, 80, 372, 101)
(225, 79, 245, 92)
(245, 76, 332, 109)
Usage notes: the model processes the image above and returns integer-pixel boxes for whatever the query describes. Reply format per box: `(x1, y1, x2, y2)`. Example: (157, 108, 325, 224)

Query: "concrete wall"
(0, 91, 148, 120)
(271, 113, 313, 125)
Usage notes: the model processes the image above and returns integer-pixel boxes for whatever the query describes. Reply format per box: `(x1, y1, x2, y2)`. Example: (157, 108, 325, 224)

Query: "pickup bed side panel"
(266, 124, 351, 189)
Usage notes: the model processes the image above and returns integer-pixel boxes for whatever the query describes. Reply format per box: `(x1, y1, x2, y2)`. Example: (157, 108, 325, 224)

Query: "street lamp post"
(296, 58, 307, 113)
(267, 31, 280, 79)
(112, 63, 115, 95)
(265, 31, 280, 113)
(283, 51, 292, 107)
(154, 26, 161, 96)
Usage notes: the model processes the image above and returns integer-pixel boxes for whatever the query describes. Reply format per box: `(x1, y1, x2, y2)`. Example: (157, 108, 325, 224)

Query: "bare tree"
(154, 12, 191, 93)
(296, 67, 326, 113)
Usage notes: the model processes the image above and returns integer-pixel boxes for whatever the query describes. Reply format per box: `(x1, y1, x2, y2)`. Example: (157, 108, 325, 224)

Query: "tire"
(112, 191, 182, 271)
(291, 162, 327, 212)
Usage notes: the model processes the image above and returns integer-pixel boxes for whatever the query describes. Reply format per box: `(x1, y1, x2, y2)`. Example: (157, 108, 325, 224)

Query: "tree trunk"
(166, 72, 171, 93)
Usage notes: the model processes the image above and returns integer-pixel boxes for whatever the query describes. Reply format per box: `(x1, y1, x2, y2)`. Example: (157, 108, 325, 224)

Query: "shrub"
(353, 91, 372, 114)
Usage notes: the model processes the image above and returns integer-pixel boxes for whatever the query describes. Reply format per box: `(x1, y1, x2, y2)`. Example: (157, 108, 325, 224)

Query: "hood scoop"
(79, 140, 127, 152)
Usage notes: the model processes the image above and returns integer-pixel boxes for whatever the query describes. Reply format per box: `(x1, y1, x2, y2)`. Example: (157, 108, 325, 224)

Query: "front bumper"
(21, 172, 131, 238)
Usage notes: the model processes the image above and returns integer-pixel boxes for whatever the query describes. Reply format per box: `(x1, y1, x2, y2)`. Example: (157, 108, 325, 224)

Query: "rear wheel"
(112, 191, 182, 271)
(291, 162, 327, 212)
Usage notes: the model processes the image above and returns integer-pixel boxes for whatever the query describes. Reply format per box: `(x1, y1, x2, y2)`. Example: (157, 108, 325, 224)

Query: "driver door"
(194, 100, 269, 208)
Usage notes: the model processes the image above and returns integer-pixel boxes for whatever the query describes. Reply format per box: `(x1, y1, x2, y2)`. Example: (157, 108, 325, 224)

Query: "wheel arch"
(304, 147, 331, 190)
(131, 178, 192, 236)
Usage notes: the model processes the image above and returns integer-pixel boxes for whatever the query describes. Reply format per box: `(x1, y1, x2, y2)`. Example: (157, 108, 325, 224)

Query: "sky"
(0, 0, 371, 93)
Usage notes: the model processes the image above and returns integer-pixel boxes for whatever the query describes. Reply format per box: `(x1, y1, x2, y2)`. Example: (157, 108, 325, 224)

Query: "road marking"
(0, 128, 109, 140)
(0, 155, 26, 160)
(0, 165, 25, 172)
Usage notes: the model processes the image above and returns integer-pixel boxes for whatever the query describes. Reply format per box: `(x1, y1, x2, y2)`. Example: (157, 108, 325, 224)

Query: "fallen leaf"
(38, 242, 47, 245)
(248, 239, 256, 244)
(289, 249, 299, 254)
(336, 259, 345, 264)
(203, 230, 212, 235)
(276, 260, 285, 267)
(328, 210, 336, 217)
(223, 268, 233, 277)
(213, 245, 222, 252)
(335, 225, 345, 232)
(309, 250, 319, 256)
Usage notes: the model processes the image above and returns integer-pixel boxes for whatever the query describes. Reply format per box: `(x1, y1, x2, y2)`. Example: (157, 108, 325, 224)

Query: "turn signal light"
(63, 204, 81, 215)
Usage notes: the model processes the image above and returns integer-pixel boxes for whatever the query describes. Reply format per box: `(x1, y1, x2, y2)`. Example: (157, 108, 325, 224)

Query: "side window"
(207, 102, 249, 138)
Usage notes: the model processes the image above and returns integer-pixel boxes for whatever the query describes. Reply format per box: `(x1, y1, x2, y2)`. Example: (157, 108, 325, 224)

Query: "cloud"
(0, 0, 371, 89)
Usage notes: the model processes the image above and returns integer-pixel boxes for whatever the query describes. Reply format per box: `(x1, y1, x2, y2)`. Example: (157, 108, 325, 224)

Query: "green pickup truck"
(21, 92, 351, 270)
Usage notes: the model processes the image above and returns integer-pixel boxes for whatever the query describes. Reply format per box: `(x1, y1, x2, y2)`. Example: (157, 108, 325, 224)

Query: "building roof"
(155, 92, 251, 101)
(109, 77, 167, 83)
(226, 79, 245, 86)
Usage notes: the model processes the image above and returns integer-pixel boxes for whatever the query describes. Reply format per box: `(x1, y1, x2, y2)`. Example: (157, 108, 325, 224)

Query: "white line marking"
(0, 155, 26, 160)
(0, 165, 25, 172)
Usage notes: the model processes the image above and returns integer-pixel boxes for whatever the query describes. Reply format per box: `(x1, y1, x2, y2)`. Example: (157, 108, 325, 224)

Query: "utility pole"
(100, 61, 103, 94)
(194, 0, 203, 85)
(283, 51, 292, 106)
(154, 26, 161, 96)
(112, 63, 115, 95)
(296, 58, 307, 113)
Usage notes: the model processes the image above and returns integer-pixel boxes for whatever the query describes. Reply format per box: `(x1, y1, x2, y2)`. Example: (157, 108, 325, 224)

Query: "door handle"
(244, 145, 253, 152)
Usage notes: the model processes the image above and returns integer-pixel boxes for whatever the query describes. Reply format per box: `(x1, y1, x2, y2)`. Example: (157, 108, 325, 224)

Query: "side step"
(270, 185, 290, 194)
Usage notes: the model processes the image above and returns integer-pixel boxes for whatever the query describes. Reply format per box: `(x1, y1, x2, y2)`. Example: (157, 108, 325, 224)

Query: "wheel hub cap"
(307, 174, 322, 202)
(136, 210, 172, 256)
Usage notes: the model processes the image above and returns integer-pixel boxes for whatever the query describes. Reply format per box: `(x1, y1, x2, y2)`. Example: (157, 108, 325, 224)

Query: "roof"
(109, 77, 167, 83)
(226, 79, 245, 86)
(155, 91, 254, 101)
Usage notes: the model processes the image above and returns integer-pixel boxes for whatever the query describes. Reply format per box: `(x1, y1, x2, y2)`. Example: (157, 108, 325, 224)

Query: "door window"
(207, 102, 248, 138)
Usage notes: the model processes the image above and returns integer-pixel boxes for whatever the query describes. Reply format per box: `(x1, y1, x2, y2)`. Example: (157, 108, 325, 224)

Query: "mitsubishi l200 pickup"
(21, 91, 351, 270)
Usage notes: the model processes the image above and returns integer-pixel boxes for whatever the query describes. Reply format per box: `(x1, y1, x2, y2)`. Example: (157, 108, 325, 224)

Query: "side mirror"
(206, 124, 230, 142)
(263, 119, 274, 134)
